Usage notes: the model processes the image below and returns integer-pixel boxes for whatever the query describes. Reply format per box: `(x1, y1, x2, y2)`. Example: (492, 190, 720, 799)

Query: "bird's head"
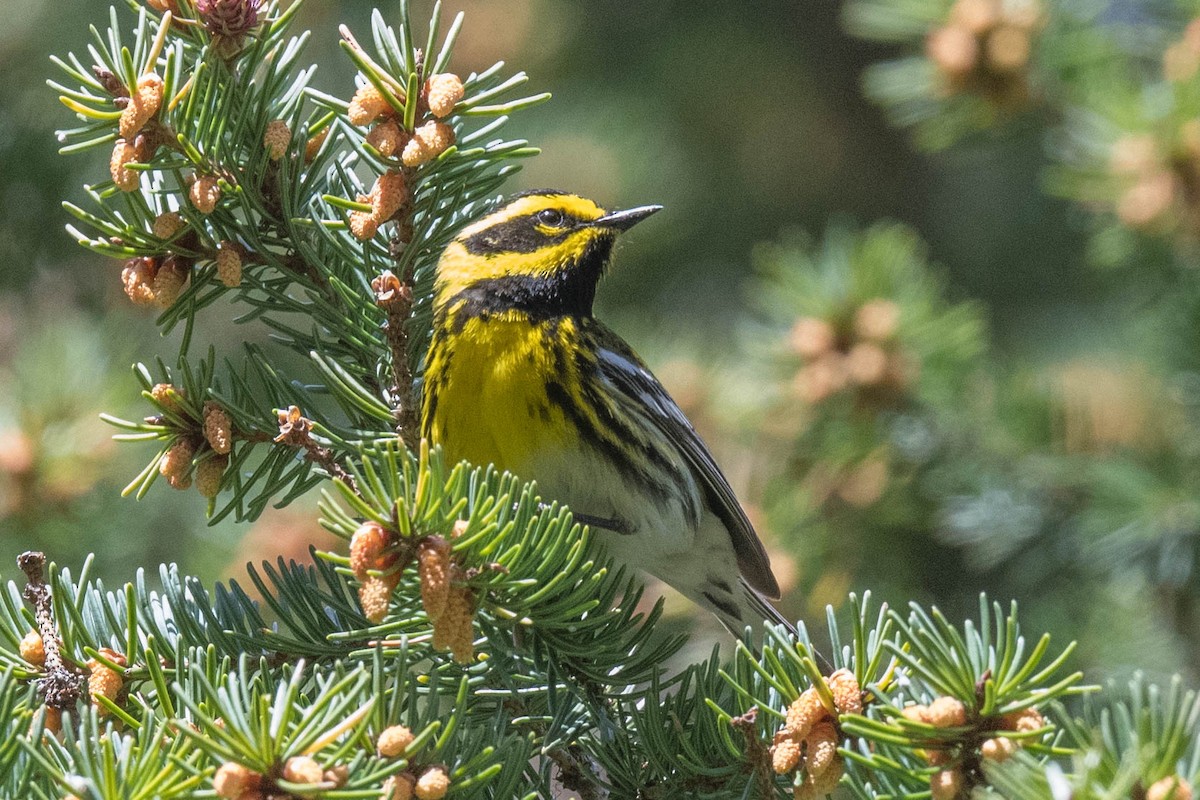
(433, 190, 661, 319)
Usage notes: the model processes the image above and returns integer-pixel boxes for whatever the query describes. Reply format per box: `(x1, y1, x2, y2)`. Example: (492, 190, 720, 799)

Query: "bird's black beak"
(593, 204, 663, 232)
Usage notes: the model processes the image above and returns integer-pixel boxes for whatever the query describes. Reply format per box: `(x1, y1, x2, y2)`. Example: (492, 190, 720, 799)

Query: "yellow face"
(433, 192, 612, 308)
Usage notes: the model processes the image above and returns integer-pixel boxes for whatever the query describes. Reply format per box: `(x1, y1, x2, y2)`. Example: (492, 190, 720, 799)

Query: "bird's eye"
(536, 208, 566, 228)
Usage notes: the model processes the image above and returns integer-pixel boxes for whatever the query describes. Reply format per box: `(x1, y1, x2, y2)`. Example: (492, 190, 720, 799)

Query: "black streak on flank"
(702, 590, 742, 621)
(451, 235, 615, 321)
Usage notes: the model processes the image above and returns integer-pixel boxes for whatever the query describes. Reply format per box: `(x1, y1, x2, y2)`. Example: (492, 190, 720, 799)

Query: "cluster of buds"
(925, 0, 1043, 108)
(213, 757, 349, 799)
(152, 385, 235, 498)
(899, 697, 1045, 799)
(347, 81, 459, 168)
(349, 170, 409, 241)
(770, 669, 861, 799)
(375, 725, 450, 799)
(1147, 776, 1195, 800)
(419, 525, 476, 664)
(121, 255, 190, 307)
(790, 298, 911, 406)
(341, 69, 462, 241)
(108, 72, 165, 192)
(350, 520, 401, 623)
(384, 767, 450, 800)
(1108, 125, 1200, 234)
(86, 648, 126, 717)
(196, 0, 262, 56)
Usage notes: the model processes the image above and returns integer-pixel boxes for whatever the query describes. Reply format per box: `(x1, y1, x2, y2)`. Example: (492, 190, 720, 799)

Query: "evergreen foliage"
(0, 0, 1194, 798)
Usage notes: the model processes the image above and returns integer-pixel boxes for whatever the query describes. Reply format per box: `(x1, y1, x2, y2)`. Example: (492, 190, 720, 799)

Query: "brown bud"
(927, 25, 978, 80)
(770, 736, 801, 774)
(119, 72, 164, 139)
(999, 706, 1044, 732)
(384, 773, 416, 800)
(214, 241, 242, 288)
(929, 768, 964, 800)
(414, 767, 450, 800)
(151, 383, 186, 414)
(1147, 776, 1194, 800)
(846, 342, 889, 386)
(359, 572, 400, 623)
(853, 299, 900, 341)
(366, 119, 407, 157)
(349, 209, 379, 241)
(1117, 171, 1176, 228)
(433, 585, 476, 664)
(794, 754, 844, 799)
(793, 352, 848, 404)
(348, 83, 392, 125)
(926, 696, 967, 728)
(122, 258, 158, 305)
(153, 211, 186, 240)
(986, 25, 1031, 73)
(195, 455, 228, 499)
(323, 765, 350, 787)
(350, 521, 390, 580)
(43, 706, 62, 735)
(402, 121, 455, 167)
(980, 736, 1019, 762)
(784, 687, 827, 741)
(377, 724, 415, 757)
(110, 139, 141, 192)
(805, 722, 839, 776)
(160, 437, 196, 482)
(213, 762, 262, 799)
(901, 704, 931, 724)
(19, 631, 45, 667)
(425, 73, 464, 118)
(203, 402, 234, 454)
(152, 257, 189, 307)
(281, 755, 323, 784)
(86, 657, 123, 715)
(827, 668, 863, 716)
(190, 174, 222, 214)
(305, 126, 330, 162)
(370, 170, 408, 222)
(263, 119, 290, 160)
(788, 317, 836, 359)
(418, 535, 452, 622)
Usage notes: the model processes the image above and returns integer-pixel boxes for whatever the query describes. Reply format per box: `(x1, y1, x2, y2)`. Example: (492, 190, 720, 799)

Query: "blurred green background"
(2, 0, 1196, 685)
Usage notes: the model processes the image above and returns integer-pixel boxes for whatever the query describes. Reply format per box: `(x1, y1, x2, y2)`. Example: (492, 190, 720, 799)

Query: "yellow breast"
(423, 309, 574, 475)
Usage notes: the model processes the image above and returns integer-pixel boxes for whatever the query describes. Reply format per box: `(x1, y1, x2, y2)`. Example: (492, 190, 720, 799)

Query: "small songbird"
(421, 190, 789, 634)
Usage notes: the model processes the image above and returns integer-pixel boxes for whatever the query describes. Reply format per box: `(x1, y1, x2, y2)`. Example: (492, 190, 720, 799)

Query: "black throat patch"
(450, 235, 615, 322)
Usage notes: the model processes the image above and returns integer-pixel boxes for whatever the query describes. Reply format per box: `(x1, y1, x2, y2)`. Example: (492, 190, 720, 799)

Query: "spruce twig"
(16, 552, 83, 710)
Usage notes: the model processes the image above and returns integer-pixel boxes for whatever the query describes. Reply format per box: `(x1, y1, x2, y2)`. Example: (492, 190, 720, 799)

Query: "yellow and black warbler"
(422, 190, 788, 633)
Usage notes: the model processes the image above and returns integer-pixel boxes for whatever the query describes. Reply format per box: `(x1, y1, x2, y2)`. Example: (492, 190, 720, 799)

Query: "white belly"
(525, 444, 743, 609)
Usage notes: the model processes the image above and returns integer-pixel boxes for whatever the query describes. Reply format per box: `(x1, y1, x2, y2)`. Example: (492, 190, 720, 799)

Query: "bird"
(420, 189, 790, 635)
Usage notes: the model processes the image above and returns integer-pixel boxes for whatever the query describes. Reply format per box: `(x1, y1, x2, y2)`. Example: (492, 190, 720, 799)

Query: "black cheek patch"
(461, 214, 573, 255)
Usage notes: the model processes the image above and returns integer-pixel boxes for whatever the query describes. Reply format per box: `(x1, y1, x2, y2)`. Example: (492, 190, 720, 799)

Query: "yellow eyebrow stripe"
(456, 193, 606, 238)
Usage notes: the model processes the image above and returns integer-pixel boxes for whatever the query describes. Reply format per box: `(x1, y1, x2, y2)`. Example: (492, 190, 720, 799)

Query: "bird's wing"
(589, 324, 781, 599)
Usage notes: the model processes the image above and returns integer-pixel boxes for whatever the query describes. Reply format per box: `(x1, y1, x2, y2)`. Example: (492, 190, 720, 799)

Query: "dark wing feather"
(589, 324, 781, 599)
